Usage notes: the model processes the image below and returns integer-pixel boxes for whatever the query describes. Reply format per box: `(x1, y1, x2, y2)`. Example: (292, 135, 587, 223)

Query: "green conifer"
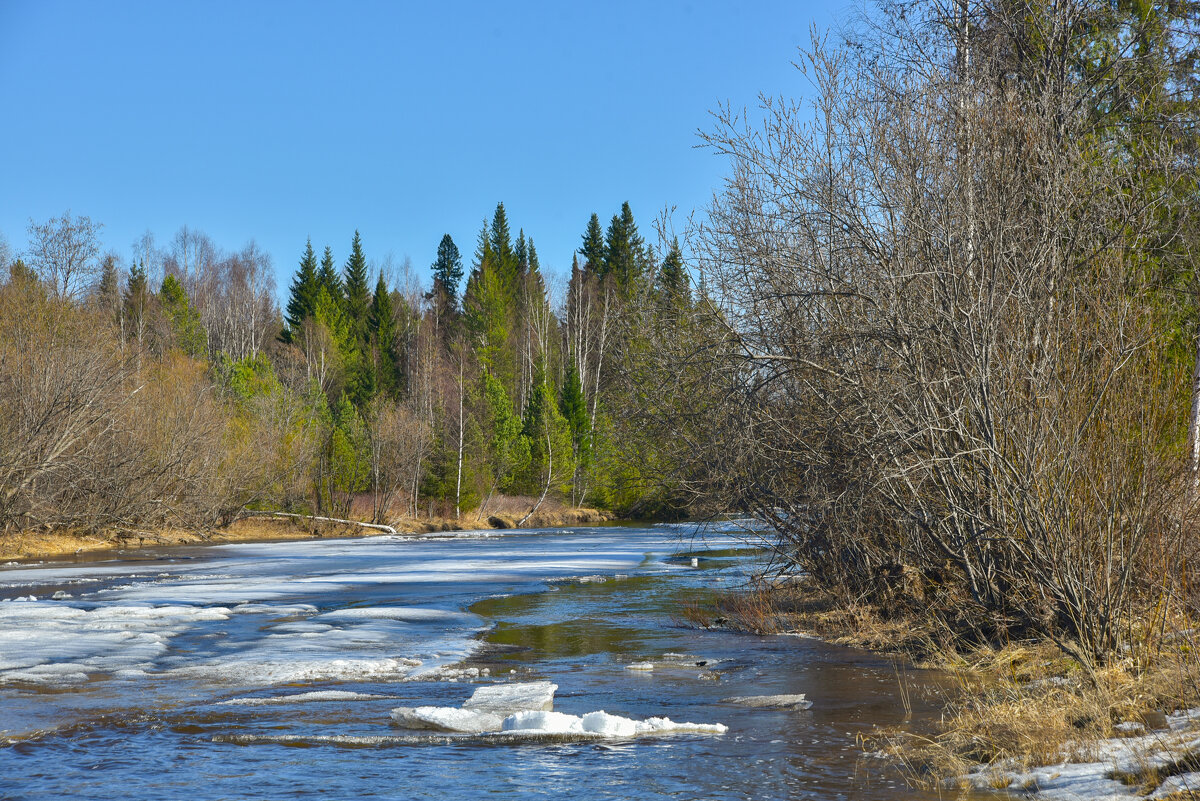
(343, 230, 371, 344)
(657, 237, 688, 305)
(317, 245, 342, 301)
(369, 271, 400, 397)
(160, 274, 208, 357)
(580, 213, 605, 274)
(284, 238, 320, 343)
(432, 233, 464, 306)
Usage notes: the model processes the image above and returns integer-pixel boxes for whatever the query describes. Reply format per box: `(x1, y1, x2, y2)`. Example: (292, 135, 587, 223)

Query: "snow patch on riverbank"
(968, 708, 1200, 799)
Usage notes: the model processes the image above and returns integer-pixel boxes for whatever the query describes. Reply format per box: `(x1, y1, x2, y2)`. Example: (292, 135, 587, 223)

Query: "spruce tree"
(560, 365, 590, 463)
(489, 203, 516, 291)
(160, 274, 207, 357)
(369, 271, 400, 397)
(515, 230, 529, 277)
(284, 238, 320, 343)
(317, 245, 342, 301)
(96, 254, 120, 322)
(343, 230, 371, 343)
(528, 239, 540, 274)
(122, 261, 150, 341)
(603, 202, 644, 290)
(432, 233, 464, 306)
(657, 237, 688, 305)
(580, 213, 605, 274)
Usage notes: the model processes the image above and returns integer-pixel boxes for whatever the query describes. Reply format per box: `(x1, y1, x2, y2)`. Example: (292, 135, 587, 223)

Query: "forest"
(2, 0, 1199, 673)
(0, 201, 695, 539)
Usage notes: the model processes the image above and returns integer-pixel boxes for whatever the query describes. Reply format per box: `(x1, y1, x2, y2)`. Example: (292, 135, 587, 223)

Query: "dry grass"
(679, 577, 942, 654)
(684, 578, 1200, 794)
(0, 499, 618, 561)
(872, 632, 1200, 791)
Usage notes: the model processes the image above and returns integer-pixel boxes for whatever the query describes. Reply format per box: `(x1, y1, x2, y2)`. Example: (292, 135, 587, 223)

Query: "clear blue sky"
(0, 0, 842, 299)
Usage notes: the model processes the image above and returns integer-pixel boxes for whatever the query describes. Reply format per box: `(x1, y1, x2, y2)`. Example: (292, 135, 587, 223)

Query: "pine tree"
(432, 233, 464, 306)
(122, 261, 151, 344)
(284, 238, 320, 343)
(603, 202, 644, 290)
(515, 230, 529, 277)
(317, 245, 342, 301)
(343, 230, 371, 343)
(369, 271, 400, 397)
(96, 254, 120, 322)
(657, 237, 688, 305)
(160, 274, 207, 357)
(528, 239, 540, 275)
(490, 203, 517, 291)
(560, 365, 590, 463)
(580, 213, 605, 274)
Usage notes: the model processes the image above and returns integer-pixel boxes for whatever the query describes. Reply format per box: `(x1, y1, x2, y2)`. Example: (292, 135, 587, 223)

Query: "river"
(0, 523, 984, 800)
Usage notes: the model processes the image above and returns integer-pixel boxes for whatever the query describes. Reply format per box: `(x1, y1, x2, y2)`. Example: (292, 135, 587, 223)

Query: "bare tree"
(25, 212, 102, 300)
(660, 0, 1197, 663)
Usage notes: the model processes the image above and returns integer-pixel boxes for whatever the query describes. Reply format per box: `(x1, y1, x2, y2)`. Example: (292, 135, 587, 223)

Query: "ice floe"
(218, 690, 401, 706)
(391, 680, 727, 740)
(722, 694, 812, 710)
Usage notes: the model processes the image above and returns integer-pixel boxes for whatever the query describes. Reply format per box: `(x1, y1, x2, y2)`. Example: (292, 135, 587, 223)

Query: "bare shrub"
(673, 1, 1196, 663)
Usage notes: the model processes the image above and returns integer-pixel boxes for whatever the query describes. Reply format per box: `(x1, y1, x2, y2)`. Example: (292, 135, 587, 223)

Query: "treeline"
(646, 0, 1200, 664)
(0, 202, 697, 536)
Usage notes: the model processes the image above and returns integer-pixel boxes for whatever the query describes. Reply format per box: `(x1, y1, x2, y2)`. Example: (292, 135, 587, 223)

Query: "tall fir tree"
(369, 271, 400, 397)
(432, 233, 464, 307)
(580, 213, 605, 274)
(489, 203, 517, 291)
(343, 230, 371, 344)
(284, 238, 320, 343)
(160, 274, 207, 357)
(96, 254, 120, 322)
(603, 201, 644, 290)
(657, 237, 688, 305)
(560, 364, 590, 463)
(515, 230, 529, 277)
(528, 239, 540, 275)
(317, 245, 342, 302)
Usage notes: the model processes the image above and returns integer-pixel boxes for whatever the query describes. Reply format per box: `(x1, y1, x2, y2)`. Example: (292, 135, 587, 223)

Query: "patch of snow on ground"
(969, 708, 1200, 800)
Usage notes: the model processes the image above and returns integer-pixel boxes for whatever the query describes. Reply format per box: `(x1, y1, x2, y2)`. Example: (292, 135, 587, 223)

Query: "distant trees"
(25, 212, 102, 300)
(0, 193, 697, 536)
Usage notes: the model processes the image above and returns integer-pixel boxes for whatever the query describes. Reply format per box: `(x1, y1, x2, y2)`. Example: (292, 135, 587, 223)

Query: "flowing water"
(0, 523, 987, 800)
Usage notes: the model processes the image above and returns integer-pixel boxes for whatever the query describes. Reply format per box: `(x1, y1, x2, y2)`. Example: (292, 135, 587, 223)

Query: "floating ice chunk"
(625, 662, 654, 671)
(639, 716, 729, 735)
(502, 710, 583, 734)
(580, 711, 639, 737)
(500, 709, 727, 738)
(722, 694, 812, 710)
(391, 706, 504, 733)
(392, 681, 559, 733)
(462, 681, 557, 713)
(220, 690, 398, 706)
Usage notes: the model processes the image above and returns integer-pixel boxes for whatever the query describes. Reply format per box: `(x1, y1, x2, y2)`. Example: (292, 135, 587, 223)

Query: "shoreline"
(684, 580, 1200, 800)
(0, 506, 619, 562)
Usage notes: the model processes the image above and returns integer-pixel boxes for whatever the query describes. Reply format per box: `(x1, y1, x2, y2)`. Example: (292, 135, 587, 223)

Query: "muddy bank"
(0, 505, 617, 561)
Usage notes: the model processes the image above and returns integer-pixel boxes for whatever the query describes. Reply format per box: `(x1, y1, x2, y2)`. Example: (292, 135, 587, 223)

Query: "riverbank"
(683, 578, 1200, 799)
(0, 501, 617, 561)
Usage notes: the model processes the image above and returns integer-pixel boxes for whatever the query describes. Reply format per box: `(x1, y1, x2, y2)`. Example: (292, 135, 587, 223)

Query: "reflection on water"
(0, 524, 984, 800)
